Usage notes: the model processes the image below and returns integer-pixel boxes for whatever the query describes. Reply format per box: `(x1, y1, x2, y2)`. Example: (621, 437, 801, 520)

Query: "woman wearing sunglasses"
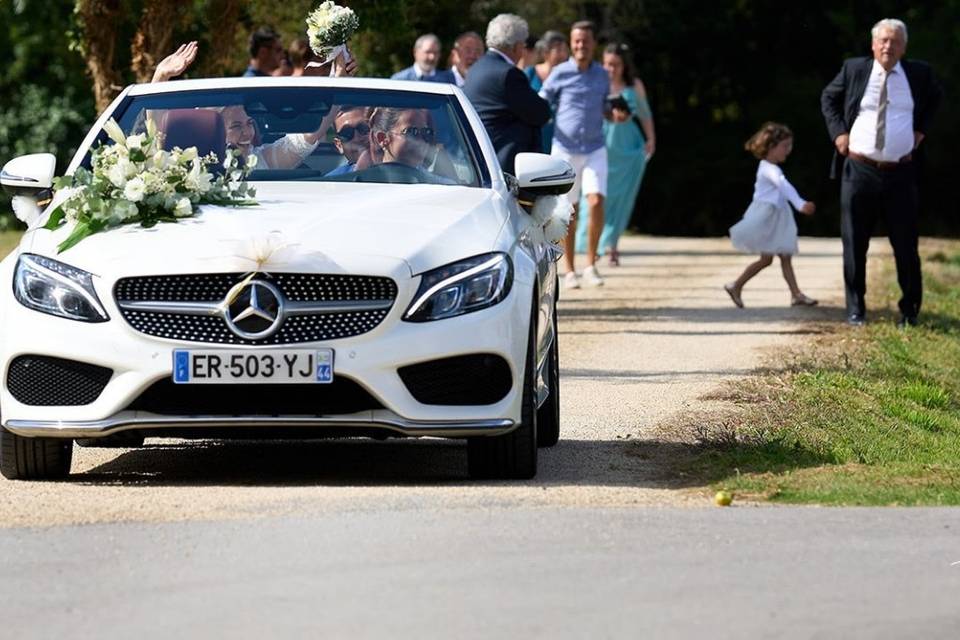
(370, 107, 437, 169)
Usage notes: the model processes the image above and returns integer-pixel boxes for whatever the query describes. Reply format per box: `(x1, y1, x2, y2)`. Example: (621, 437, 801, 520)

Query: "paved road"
(6, 236, 955, 638)
(3, 507, 959, 638)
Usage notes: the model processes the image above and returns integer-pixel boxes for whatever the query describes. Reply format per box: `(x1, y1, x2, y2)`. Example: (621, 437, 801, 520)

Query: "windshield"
(98, 87, 487, 187)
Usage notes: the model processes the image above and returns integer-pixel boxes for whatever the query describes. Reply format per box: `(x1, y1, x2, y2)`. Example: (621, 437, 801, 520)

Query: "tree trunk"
(198, 0, 246, 78)
(130, 0, 184, 83)
(76, 0, 123, 113)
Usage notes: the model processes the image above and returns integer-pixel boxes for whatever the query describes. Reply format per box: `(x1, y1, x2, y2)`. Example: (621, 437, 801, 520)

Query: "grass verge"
(0, 231, 21, 258)
(676, 239, 960, 505)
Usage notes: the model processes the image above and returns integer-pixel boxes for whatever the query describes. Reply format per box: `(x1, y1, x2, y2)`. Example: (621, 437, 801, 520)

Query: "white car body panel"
(0, 77, 559, 446)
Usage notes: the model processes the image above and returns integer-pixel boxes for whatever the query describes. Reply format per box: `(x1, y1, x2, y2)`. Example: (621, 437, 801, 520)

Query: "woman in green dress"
(576, 43, 655, 265)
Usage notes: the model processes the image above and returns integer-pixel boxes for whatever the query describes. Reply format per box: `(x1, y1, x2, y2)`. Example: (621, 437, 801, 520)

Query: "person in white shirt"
(821, 18, 942, 327)
(449, 32, 484, 88)
(725, 122, 817, 308)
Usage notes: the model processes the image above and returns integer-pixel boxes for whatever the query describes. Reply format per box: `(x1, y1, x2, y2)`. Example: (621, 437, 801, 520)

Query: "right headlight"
(403, 253, 513, 322)
(13, 253, 109, 322)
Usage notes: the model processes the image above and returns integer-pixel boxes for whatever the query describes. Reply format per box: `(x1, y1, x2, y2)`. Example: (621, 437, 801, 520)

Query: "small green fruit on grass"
(714, 490, 733, 506)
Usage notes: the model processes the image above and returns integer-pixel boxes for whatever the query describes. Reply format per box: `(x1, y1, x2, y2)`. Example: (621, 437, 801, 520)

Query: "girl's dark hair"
(745, 122, 793, 159)
(603, 42, 634, 84)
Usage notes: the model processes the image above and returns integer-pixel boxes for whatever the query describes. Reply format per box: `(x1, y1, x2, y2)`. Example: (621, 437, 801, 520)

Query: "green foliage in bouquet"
(43, 118, 257, 253)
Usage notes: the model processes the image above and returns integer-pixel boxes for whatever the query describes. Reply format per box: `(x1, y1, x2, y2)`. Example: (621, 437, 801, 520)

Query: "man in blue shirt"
(540, 21, 609, 288)
(242, 27, 284, 77)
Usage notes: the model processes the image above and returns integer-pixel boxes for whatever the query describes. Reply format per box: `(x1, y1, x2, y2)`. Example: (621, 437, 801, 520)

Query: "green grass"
(0, 231, 21, 258)
(681, 239, 960, 505)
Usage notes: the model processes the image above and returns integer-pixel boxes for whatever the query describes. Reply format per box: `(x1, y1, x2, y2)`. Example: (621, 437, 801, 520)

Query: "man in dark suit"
(463, 13, 551, 176)
(821, 18, 942, 327)
(391, 34, 455, 84)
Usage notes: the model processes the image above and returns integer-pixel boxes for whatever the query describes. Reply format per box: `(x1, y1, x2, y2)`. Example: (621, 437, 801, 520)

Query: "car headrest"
(160, 109, 227, 164)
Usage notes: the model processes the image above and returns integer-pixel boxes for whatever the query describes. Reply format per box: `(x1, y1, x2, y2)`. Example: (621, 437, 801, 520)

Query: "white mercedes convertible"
(0, 77, 574, 480)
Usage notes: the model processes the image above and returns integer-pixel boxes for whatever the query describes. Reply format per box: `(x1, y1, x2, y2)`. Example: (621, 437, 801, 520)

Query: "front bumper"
(0, 262, 534, 436)
(4, 413, 515, 439)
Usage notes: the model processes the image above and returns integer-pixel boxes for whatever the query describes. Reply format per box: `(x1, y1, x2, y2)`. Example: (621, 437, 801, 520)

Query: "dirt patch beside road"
(0, 236, 852, 527)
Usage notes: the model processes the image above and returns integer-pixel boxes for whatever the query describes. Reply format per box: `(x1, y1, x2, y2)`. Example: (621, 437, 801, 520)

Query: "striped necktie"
(875, 70, 889, 151)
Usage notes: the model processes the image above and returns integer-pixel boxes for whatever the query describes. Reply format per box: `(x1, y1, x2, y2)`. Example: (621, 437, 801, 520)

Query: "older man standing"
(391, 34, 455, 83)
(450, 31, 485, 88)
(821, 18, 942, 327)
(540, 21, 609, 288)
(463, 14, 551, 175)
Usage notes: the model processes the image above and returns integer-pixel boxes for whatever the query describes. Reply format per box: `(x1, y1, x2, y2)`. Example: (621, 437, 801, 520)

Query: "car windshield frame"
(85, 86, 491, 188)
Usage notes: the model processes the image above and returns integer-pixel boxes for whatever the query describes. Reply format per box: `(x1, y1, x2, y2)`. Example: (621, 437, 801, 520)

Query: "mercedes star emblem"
(223, 280, 285, 339)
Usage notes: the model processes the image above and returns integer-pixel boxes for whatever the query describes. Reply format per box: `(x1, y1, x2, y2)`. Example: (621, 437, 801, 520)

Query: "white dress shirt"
(452, 65, 466, 87)
(414, 63, 435, 80)
(488, 48, 516, 67)
(753, 160, 805, 211)
(849, 60, 915, 161)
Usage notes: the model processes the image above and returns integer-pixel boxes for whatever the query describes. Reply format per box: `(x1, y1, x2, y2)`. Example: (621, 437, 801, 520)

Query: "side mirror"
(2, 153, 57, 225)
(514, 152, 575, 196)
(2, 153, 56, 194)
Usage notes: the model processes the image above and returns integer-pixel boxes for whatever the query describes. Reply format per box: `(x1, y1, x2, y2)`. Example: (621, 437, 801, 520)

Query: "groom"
(820, 18, 942, 327)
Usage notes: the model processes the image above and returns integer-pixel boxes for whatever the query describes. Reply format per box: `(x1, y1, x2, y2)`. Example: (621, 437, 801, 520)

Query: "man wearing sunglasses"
(327, 106, 373, 176)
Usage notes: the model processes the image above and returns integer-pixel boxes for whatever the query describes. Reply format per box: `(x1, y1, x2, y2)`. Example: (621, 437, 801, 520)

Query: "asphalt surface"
(6, 236, 958, 637)
(3, 507, 959, 638)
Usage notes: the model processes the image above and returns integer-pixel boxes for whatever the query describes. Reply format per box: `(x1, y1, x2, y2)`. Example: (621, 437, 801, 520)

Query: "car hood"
(24, 183, 509, 278)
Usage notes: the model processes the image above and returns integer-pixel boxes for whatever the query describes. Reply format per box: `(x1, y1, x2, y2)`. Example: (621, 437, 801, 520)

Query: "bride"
(151, 41, 357, 170)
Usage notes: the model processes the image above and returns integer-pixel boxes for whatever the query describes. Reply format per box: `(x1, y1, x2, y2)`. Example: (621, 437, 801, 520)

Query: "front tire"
(536, 303, 560, 448)
(0, 427, 73, 480)
(467, 301, 538, 479)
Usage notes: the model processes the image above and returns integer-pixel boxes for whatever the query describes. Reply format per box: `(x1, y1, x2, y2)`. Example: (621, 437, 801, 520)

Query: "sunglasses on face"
(393, 126, 435, 142)
(335, 123, 370, 141)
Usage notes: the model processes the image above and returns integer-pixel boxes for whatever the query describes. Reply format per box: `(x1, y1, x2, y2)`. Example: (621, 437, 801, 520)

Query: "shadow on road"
(72, 433, 826, 490)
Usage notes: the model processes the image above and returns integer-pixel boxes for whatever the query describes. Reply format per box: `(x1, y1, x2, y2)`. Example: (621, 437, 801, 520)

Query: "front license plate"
(172, 349, 334, 384)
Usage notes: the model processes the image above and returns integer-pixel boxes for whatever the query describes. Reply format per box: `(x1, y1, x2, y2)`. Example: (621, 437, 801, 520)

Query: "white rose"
(173, 197, 193, 218)
(123, 177, 146, 202)
(126, 134, 144, 150)
(245, 154, 258, 170)
(107, 163, 127, 188)
(180, 147, 198, 163)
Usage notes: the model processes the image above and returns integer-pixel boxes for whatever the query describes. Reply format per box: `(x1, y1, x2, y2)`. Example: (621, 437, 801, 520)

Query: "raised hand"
(333, 51, 359, 77)
(152, 41, 199, 83)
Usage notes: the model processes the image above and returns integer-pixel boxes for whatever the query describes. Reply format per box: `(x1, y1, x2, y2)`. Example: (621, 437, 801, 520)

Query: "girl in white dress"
(725, 122, 817, 308)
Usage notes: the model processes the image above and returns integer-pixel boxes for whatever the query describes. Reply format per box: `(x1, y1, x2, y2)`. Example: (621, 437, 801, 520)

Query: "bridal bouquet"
(44, 118, 257, 253)
(305, 1, 359, 63)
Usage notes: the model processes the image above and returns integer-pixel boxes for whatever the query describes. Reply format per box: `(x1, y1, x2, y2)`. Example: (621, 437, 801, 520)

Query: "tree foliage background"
(2, 0, 957, 235)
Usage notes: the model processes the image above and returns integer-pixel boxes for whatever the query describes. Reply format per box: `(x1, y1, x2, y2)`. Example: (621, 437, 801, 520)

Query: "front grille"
(114, 273, 397, 345)
(6, 355, 113, 406)
(127, 378, 383, 415)
(398, 354, 512, 405)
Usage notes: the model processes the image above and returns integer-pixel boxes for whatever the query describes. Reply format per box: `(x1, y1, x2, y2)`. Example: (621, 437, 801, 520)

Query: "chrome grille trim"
(117, 299, 394, 316)
(114, 273, 398, 345)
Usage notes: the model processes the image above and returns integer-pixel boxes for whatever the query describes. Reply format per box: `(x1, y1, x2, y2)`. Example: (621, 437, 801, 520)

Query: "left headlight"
(403, 252, 513, 322)
(14, 254, 109, 322)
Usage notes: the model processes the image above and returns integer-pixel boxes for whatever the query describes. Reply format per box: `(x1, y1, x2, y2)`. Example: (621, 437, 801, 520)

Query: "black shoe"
(847, 313, 866, 326)
(896, 315, 918, 328)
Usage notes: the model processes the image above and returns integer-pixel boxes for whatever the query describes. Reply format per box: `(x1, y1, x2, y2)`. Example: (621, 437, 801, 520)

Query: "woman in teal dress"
(576, 43, 656, 264)
(523, 31, 568, 153)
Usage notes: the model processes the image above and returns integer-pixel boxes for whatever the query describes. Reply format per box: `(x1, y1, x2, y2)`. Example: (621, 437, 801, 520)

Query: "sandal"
(791, 293, 818, 307)
(723, 283, 744, 308)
